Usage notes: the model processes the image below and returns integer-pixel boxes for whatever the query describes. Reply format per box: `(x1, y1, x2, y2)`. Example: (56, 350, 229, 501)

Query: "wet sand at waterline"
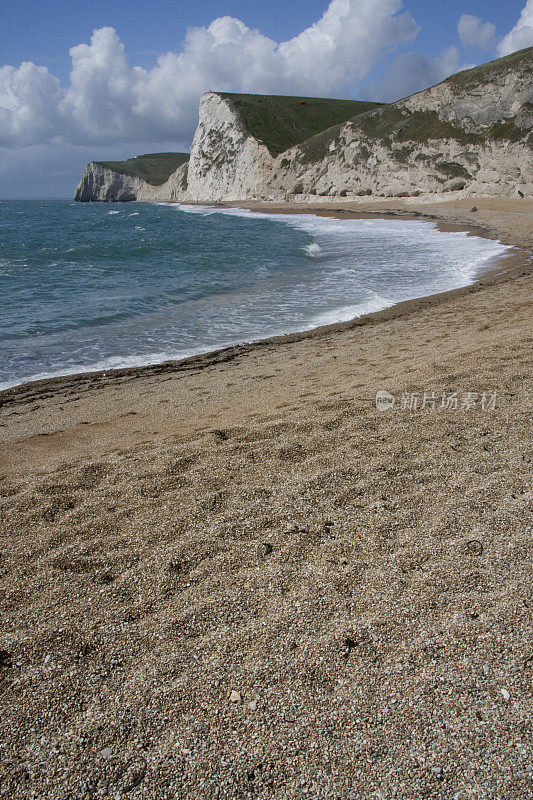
(239, 195, 533, 249)
(0, 198, 531, 799)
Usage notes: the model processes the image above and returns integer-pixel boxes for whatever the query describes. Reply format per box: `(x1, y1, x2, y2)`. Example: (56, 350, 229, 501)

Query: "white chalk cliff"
(74, 161, 188, 202)
(75, 47, 533, 203)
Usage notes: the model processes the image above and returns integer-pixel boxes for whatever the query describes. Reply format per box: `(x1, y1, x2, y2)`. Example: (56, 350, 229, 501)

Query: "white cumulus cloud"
(498, 0, 533, 56)
(0, 62, 64, 146)
(0, 0, 419, 149)
(457, 14, 496, 49)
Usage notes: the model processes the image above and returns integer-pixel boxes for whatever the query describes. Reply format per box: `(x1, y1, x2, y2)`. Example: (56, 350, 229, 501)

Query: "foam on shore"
(0, 200, 512, 391)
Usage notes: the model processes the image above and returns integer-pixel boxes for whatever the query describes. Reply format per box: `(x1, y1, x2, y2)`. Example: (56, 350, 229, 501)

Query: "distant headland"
(75, 47, 533, 203)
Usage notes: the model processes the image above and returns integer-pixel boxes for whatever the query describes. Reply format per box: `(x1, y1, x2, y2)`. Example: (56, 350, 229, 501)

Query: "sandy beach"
(0, 197, 532, 799)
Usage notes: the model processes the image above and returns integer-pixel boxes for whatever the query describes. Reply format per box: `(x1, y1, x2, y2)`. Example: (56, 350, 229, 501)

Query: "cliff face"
(265, 48, 532, 200)
(74, 161, 188, 202)
(75, 162, 143, 202)
(186, 93, 273, 202)
(74, 47, 533, 203)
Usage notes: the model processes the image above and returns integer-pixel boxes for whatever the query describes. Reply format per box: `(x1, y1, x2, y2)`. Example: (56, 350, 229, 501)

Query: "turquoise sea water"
(0, 199, 509, 390)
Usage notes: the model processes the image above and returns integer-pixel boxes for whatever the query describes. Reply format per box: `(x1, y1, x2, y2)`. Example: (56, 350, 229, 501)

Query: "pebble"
(229, 690, 242, 703)
(343, 637, 356, 657)
(98, 748, 112, 758)
(500, 688, 510, 701)
(247, 699, 258, 711)
(466, 539, 483, 555)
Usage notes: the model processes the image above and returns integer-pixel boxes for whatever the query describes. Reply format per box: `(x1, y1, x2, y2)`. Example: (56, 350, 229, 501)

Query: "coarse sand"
(0, 198, 532, 800)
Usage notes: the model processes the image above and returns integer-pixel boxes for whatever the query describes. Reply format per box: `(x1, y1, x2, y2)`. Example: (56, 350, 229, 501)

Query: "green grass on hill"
(355, 47, 533, 148)
(96, 152, 190, 186)
(219, 94, 385, 156)
(296, 46, 533, 164)
(438, 45, 533, 95)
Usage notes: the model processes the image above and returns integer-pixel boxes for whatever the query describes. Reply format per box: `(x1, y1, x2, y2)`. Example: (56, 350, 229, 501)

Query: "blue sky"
(1, 0, 532, 196)
(1, 1, 527, 81)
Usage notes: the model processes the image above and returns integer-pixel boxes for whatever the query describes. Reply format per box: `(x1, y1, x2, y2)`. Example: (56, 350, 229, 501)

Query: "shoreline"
(1, 197, 531, 404)
(234, 195, 533, 249)
(1, 196, 531, 798)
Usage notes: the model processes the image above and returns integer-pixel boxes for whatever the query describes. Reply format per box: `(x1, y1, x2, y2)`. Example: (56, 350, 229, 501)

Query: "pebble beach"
(0, 197, 532, 800)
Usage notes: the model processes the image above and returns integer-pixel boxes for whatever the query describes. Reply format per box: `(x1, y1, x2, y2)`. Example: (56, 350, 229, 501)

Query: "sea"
(0, 198, 510, 391)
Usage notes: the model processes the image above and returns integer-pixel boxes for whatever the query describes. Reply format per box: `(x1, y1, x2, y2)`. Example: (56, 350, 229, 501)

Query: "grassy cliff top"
(357, 46, 533, 145)
(218, 94, 384, 156)
(294, 47, 533, 164)
(95, 152, 190, 186)
(434, 45, 533, 95)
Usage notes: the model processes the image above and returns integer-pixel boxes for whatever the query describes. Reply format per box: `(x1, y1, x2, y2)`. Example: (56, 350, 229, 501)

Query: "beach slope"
(0, 203, 532, 799)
